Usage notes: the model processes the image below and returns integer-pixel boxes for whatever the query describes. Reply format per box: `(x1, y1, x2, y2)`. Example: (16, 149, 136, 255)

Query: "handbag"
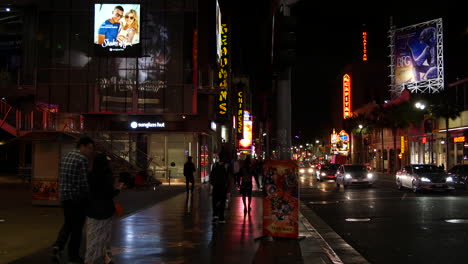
(114, 202, 123, 216)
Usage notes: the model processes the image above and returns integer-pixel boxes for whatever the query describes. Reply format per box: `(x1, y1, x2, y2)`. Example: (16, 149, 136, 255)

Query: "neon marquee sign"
(343, 74, 352, 119)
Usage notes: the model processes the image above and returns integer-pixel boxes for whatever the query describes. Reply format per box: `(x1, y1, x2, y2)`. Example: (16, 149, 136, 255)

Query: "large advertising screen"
(94, 3, 141, 56)
(390, 19, 444, 95)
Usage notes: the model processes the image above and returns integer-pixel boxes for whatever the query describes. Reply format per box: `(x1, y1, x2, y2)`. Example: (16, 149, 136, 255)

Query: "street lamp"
(315, 140, 319, 144)
(357, 125, 365, 163)
(415, 102, 426, 110)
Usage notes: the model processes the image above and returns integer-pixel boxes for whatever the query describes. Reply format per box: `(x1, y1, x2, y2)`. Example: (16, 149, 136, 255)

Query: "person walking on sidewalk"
(52, 136, 95, 264)
(210, 152, 229, 223)
(240, 155, 253, 214)
(183, 156, 196, 193)
(231, 155, 241, 188)
(85, 153, 119, 264)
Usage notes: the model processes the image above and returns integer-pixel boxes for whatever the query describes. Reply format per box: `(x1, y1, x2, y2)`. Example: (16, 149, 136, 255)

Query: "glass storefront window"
(149, 133, 196, 180)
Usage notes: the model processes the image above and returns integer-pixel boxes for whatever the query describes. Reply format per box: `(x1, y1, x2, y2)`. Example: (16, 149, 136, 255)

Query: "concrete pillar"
(277, 67, 292, 160)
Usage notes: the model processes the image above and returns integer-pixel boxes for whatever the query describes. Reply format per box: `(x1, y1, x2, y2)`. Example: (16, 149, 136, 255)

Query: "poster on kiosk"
(262, 160, 299, 239)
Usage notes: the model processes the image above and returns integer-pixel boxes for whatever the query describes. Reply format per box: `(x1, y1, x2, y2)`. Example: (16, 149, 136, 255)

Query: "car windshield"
(322, 164, 339, 170)
(460, 165, 468, 174)
(345, 165, 367, 172)
(413, 165, 443, 173)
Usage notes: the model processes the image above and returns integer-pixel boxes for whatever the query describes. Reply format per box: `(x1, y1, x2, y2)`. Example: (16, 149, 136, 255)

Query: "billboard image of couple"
(394, 21, 440, 85)
(94, 4, 141, 56)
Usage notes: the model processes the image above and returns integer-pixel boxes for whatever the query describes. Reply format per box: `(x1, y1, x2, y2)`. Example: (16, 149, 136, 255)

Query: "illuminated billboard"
(389, 18, 444, 95)
(94, 4, 141, 56)
(216, 1, 222, 62)
(239, 111, 252, 150)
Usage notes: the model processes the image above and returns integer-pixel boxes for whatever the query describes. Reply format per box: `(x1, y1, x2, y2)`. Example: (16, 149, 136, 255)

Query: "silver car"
(336, 164, 374, 188)
(396, 164, 455, 193)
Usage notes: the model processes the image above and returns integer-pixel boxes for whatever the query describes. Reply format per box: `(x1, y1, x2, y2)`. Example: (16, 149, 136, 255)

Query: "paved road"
(300, 172, 468, 264)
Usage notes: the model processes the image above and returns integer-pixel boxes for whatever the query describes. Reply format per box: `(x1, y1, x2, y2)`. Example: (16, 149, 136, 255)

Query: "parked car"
(396, 164, 455, 193)
(316, 163, 340, 181)
(336, 164, 374, 188)
(447, 164, 468, 188)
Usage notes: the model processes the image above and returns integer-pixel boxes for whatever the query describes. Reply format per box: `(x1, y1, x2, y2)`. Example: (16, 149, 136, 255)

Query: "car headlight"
(345, 174, 352, 179)
(367, 173, 373, 179)
(321, 172, 326, 176)
(421, 177, 431, 182)
(299, 169, 305, 173)
(446, 176, 453, 182)
(308, 168, 314, 173)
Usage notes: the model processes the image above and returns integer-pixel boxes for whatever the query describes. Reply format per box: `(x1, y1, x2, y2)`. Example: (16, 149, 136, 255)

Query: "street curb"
(300, 203, 370, 264)
(299, 212, 343, 264)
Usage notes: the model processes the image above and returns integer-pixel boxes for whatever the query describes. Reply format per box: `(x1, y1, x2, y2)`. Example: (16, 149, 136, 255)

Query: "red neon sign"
(343, 74, 352, 119)
(362, 31, 368, 61)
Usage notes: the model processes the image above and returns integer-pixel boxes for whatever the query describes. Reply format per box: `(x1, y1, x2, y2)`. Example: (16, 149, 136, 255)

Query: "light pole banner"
(262, 160, 299, 238)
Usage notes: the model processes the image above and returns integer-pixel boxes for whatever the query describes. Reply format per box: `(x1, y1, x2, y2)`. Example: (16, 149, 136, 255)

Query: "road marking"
(299, 212, 344, 264)
(345, 218, 371, 222)
(445, 219, 468, 224)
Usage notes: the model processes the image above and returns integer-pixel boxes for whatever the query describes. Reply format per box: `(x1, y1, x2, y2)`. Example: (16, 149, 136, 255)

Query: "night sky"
(225, 1, 468, 144)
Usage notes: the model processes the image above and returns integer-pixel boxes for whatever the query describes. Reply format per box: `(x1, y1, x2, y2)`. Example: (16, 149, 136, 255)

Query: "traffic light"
(275, 15, 296, 65)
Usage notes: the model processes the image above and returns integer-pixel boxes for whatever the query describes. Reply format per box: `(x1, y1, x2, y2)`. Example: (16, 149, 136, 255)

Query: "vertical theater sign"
(217, 23, 229, 118)
(343, 74, 352, 119)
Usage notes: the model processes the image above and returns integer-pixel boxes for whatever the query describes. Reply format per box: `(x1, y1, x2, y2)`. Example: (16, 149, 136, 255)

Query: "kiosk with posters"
(259, 160, 300, 239)
(16, 132, 76, 206)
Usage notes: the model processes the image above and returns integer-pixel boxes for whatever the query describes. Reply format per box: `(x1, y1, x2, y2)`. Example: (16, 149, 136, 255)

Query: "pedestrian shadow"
(252, 236, 303, 264)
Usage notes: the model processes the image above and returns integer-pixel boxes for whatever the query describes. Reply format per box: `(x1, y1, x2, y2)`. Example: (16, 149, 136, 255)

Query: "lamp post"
(358, 124, 364, 164)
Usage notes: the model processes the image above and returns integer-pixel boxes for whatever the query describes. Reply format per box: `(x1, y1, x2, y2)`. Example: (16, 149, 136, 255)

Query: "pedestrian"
(210, 152, 229, 223)
(183, 156, 196, 193)
(252, 158, 261, 190)
(231, 155, 241, 188)
(85, 153, 119, 264)
(51, 136, 95, 264)
(240, 155, 253, 214)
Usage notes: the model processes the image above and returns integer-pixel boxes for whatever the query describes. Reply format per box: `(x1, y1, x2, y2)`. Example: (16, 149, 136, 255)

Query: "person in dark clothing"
(210, 152, 229, 223)
(183, 156, 196, 193)
(240, 156, 253, 214)
(52, 136, 95, 264)
(85, 153, 118, 264)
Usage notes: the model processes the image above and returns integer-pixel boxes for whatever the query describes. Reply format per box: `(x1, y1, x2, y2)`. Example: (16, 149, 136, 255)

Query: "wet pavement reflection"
(111, 185, 263, 263)
(300, 173, 468, 264)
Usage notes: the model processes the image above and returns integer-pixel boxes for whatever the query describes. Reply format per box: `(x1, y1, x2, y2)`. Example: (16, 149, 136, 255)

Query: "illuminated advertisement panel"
(390, 18, 444, 95)
(239, 111, 252, 150)
(94, 3, 141, 56)
(343, 74, 352, 119)
(216, 1, 222, 62)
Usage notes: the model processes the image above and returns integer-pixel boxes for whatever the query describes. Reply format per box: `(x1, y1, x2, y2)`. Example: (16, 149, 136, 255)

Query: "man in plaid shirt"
(52, 136, 94, 264)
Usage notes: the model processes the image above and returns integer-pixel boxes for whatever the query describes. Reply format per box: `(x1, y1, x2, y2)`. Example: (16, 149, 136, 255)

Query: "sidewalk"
(5, 179, 339, 264)
(0, 175, 186, 264)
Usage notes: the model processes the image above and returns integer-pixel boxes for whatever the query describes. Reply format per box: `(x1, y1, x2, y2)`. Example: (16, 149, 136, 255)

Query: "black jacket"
(86, 169, 118, 219)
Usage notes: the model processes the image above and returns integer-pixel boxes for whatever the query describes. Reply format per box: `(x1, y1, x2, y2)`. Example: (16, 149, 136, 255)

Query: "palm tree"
(428, 89, 464, 168)
(385, 102, 425, 172)
(344, 113, 372, 164)
(369, 105, 390, 172)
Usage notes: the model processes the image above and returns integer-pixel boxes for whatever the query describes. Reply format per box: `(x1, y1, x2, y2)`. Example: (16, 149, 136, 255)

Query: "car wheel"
(412, 180, 419, 193)
(397, 179, 403, 190)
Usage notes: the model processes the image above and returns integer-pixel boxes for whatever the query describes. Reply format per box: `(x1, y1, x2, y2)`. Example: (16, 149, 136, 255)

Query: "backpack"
(210, 162, 228, 190)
